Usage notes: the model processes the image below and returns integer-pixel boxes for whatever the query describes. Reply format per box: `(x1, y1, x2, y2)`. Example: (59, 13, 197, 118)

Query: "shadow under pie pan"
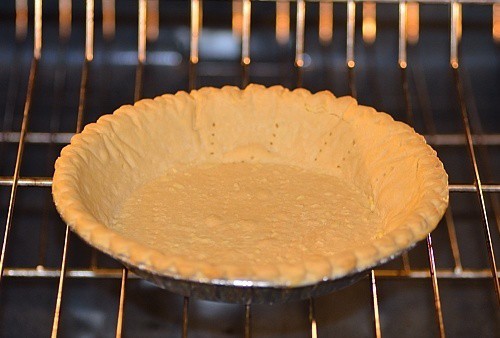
(52, 84, 448, 304)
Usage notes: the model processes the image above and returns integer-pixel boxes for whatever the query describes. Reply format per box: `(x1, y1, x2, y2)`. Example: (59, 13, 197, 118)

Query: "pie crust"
(52, 84, 448, 287)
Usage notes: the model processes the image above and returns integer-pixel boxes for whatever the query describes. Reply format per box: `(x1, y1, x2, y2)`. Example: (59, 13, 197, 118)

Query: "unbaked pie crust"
(52, 85, 448, 287)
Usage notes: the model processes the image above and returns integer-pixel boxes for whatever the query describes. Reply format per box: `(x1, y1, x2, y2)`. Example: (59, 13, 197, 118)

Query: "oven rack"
(0, 0, 499, 337)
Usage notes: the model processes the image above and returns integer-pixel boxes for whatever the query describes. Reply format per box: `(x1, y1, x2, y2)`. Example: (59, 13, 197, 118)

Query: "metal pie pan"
(122, 244, 415, 304)
(51, 86, 447, 304)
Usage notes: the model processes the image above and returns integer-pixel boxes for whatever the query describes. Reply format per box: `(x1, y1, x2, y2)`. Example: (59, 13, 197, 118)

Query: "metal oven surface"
(0, 0, 499, 337)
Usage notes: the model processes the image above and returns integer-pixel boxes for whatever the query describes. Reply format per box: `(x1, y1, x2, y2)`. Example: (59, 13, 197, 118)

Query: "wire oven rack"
(0, 0, 499, 337)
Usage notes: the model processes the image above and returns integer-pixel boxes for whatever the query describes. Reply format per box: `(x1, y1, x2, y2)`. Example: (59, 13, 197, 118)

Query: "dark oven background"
(0, 1, 499, 337)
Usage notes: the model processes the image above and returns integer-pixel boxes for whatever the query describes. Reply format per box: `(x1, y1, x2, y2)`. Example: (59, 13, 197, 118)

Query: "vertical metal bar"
(411, 62, 463, 275)
(77, 66, 90, 134)
(444, 206, 463, 273)
(411, 63, 435, 135)
(241, 0, 251, 66)
(115, 268, 128, 338)
(56, 0, 71, 70)
(52, 1, 94, 336)
(190, 0, 201, 64)
(39, 2, 71, 268)
(244, 303, 252, 338)
(346, 0, 356, 69)
(15, 0, 28, 41)
(407, 2, 419, 45)
(400, 69, 414, 125)
(276, 1, 290, 45)
(0, 0, 42, 286)
(426, 234, 446, 337)
(86, 0, 95, 62)
(51, 225, 70, 337)
(182, 296, 189, 338)
(190, 0, 201, 90)
(146, 0, 159, 42)
(309, 298, 317, 338)
(319, 2, 333, 46)
(362, 2, 376, 45)
(242, 0, 251, 66)
(450, 1, 500, 305)
(241, 0, 251, 87)
(461, 69, 500, 237)
(399, 1, 407, 69)
(347, 0, 356, 98)
(134, 64, 144, 103)
(52, 45, 91, 338)
(295, 0, 305, 68)
(401, 253, 411, 272)
(345, 19, 381, 336)
(138, 0, 147, 64)
(115, 2, 147, 335)
(494, 4, 500, 43)
(34, 0, 43, 60)
(398, 7, 445, 337)
(199, 0, 203, 39)
(87, 0, 99, 268)
(89, 246, 99, 269)
(399, 1, 413, 126)
(189, 62, 197, 91)
(102, 0, 116, 40)
(371, 270, 382, 338)
(398, 9, 446, 332)
(59, 0, 72, 41)
(233, 0, 243, 39)
(0, 60, 38, 283)
(295, 0, 305, 87)
(450, 1, 459, 69)
(453, 68, 500, 305)
(52, 58, 89, 338)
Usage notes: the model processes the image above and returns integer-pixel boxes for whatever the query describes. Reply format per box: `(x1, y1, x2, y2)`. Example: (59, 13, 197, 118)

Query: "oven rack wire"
(0, 0, 499, 337)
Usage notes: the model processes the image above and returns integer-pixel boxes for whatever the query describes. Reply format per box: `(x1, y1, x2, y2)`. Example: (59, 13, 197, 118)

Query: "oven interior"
(0, 0, 499, 337)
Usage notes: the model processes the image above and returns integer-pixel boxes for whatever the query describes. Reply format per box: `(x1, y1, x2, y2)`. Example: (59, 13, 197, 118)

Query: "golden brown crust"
(52, 84, 449, 287)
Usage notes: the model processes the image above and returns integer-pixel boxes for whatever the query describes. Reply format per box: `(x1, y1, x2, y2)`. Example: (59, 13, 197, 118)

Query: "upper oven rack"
(0, 0, 499, 337)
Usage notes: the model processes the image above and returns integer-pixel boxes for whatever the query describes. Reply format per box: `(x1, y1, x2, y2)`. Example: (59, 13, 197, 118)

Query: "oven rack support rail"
(1, 0, 499, 337)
